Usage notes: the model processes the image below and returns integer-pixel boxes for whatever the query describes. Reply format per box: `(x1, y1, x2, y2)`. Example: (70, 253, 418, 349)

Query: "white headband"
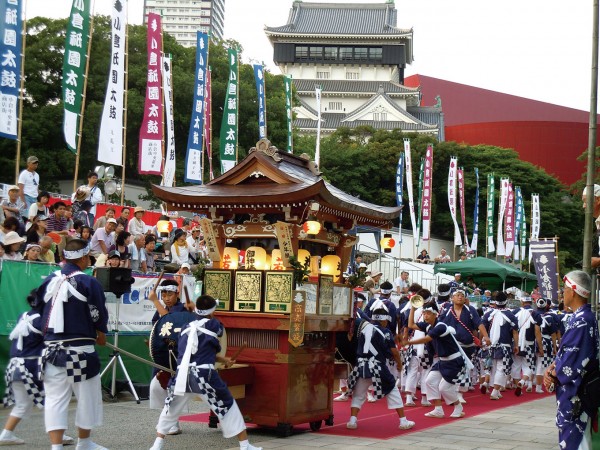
(380, 288, 393, 295)
(195, 299, 220, 316)
(564, 275, 590, 298)
(63, 244, 90, 260)
(438, 288, 451, 296)
(422, 306, 438, 315)
(372, 314, 391, 321)
(159, 285, 179, 293)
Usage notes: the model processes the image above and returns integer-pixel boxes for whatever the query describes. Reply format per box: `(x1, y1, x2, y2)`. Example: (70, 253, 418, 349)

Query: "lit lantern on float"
(380, 233, 396, 253)
(321, 255, 341, 282)
(302, 220, 321, 236)
(222, 247, 239, 270)
(271, 249, 284, 270)
(297, 249, 311, 269)
(246, 246, 267, 270)
(156, 220, 173, 237)
(265, 253, 272, 270)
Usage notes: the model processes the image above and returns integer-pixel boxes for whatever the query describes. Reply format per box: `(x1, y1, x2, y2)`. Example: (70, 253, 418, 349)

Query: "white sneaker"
(333, 392, 350, 401)
(0, 434, 25, 446)
(167, 424, 182, 435)
(399, 420, 415, 430)
(367, 392, 376, 403)
(76, 442, 108, 450)
(346, 421, 358, 429)
(63, 434, 75, 445)
(450, 410, 465, 418)
(247, 445, 263, 450)
(424, 409, 445, 418)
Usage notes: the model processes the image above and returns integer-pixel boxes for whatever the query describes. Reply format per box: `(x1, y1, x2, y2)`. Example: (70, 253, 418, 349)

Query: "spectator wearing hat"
(25, 215, 48, 245)
(72, 171, 103, 224)
(363, 271, 383, 298)
(27, 191, 49, 223)
(170, 229, 189, 266)
(127, 206, 146, 235)
(90, 218, 117, 258)
(533, 297, 560, 394)
(480, 292, 519, 399)
(186, 226, 205, 264)
(106, 250, 121, 268)
(178, 262, 191, 276)
(74, 200, 93, 228)
(2, 231, 25, 260)
(17, 156, 39, 215)
(434, 248, 452, 264)
(2, 185, 25, 228)
(416, 249, 430, 264)
(23, 243, 43, 262)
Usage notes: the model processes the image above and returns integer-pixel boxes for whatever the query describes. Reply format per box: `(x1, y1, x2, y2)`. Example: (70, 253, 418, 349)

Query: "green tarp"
(434, 257, 537, 292)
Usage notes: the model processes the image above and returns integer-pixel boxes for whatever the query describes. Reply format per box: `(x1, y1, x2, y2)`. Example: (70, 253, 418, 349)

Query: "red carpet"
(180, 390, 552, 439)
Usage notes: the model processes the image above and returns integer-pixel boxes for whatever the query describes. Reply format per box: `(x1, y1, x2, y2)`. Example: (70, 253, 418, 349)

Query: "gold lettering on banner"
(288, 290, 306, 347)
(275, 221, 294, 267)
(199, 218, 221, 261)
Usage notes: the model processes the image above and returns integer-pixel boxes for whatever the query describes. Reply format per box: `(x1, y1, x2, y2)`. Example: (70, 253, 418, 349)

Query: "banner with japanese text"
(531, 193, 540, 239)
(504, 182, 515, 256)
(62, 0, 91, 153)
(520, 203, 527, 260)
(253, 63, 266, 140)
(496, 178, 509, 255)
(470, 168, 480, 252)
(458, 167, 469, 251)
(486, 174, 495, 253)
(204, 67, 213, 180)
(422, 144, 433, 241)
(315, 84, 322, 167)
(97, 0, 126, 165)
(416, 157, 424, 247)
(0, 0, 23, 139)
(404, 139, 419, 246)
(138, 13, 163, 175)
(395, 152, 404, 243)
(284, 75, 293, 153)
(513, 186, 524, 261)
(161, 54, 175, 187)
(219, 48, 238, 174)
(448, 157, 462, 246)
(185, 32, 208, 183)
(530, 239, 559, 301)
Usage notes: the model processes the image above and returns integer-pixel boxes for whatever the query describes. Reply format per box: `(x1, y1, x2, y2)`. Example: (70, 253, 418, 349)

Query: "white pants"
(8, 381, 34, 419)
(350, 377, 404, 410)
(511, 354, 532, 380)
(420, 366, 433, 399)
(156, 393, 245, 439)
(149, 376, 168, 409)
(404, 356, 420, 394)
(491, 358, 509, 388)
(44, 363, 103, 432)
(425, 370, 459, 405)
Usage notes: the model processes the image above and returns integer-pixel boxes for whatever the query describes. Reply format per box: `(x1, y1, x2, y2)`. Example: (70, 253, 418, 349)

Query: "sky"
(27, 0, 594, 112)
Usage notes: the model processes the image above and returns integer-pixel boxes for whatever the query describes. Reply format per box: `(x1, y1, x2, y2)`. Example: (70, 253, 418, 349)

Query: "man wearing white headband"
(37, 238, 109, 450)
(148, 279, 191, 436)
(345, 307, 415, 431)
(544, 270, 599, 450)
(404, 300, 471, 419)
(150, 295, 262, 450)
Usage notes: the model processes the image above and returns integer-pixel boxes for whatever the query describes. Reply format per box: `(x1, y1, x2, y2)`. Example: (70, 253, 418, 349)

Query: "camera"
(95, 267, 135, 296)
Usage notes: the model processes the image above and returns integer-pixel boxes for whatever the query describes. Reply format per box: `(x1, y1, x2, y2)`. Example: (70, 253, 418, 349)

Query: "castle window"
(369, 48, 383, 60)
(329, 101, 342, 111)
(316, 71, 330, 79)
(309, 46, 323, 60)
(346, 71, 359, 80)
(354, 47, 368, 60)
(295, 46, 309, 60)
(339, 47, 353, 61)
(324, 46, 338, 60)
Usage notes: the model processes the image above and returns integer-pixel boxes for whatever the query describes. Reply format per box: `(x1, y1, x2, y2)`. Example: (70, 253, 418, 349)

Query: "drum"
(149, 311, 197, 370)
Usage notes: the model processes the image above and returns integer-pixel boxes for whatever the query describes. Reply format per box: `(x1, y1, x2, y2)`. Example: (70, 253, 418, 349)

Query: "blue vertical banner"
(253, 64, 266, 140)
(395, 152, 405, 243)
(184, 31, 208, 183)
(470, 168, 480, 252)
(0, 0, 23, 140)
(514, 186, 524, 262)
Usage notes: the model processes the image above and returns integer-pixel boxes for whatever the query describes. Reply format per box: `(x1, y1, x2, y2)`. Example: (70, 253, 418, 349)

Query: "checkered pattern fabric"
(500, 346, 513, 376)
(3, 358, 44, 408)
(419, 347, 433, 370)
(348, 357, 385, 399)
(525, 346, 537, 374)
(452, 364, 471, 387)
(540, 339, 554, 368)
(40, 343, 93, 383)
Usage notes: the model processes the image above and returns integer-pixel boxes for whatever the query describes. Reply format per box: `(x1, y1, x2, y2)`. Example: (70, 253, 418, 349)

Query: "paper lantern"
(246, 246, 267, 270)
(321, 255, 341, 282)
(380, 233, 396, 253)
(297, 249, 311, 269)
(222, 247, 239, 270)
(302, 220, 321, 235)
(156, 220, 173, 234)
(271, 249, 284, 270)
(265, 253, 272, 270)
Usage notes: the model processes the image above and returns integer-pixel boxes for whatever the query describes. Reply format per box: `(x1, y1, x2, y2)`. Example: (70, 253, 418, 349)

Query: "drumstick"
(183, 285, 193, 309)
(152, 270, 165, 291)
(230, 342, 247, 362)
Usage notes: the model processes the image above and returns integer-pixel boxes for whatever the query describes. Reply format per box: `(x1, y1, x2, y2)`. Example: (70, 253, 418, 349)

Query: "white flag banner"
(504, 183, 515, 257)
(404, 139, 419, 245)
(161, 55, 176, 187)
(529, 194, 541, 262)
(315, 85, 322, 168)
(447, 157, 462, 246)
(98, 0, 127, 165)
(496, 178, 509, 256)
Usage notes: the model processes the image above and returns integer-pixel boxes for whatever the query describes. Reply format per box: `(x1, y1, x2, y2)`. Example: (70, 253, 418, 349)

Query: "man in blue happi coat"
(544, 271, 599, 450)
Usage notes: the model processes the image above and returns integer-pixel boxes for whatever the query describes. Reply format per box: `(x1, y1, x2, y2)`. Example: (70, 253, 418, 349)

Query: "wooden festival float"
(152, 139, 400, 436)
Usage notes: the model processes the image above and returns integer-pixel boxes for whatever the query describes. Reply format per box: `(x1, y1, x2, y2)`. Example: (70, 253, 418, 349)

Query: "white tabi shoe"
(424, 409, 445, 418)
(63, 434, 75, 445)
(346, 421, 358, 429)
(399, 420, 416, 430)
(367, 392, 377, 403)
(167, 424, 182, 435)
(75, 442, 108, 450)
(0, 434, 25, 446)
(333, 392, 350, 401)
(450, 410, 465, 418)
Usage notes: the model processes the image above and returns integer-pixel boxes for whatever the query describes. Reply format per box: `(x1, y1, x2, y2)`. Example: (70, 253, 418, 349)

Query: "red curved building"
(405, 74, 597, 185)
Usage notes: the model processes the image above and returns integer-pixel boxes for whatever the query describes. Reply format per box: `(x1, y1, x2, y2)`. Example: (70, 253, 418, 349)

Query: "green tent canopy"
(434, 257, 537, 292)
